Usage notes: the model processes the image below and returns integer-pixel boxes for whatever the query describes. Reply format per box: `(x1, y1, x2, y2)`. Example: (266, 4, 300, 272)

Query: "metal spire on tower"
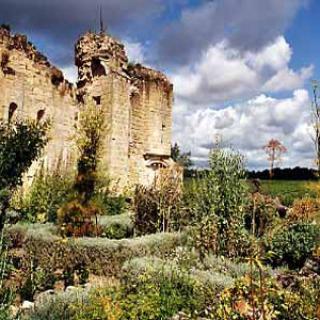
(99, 5, 105, 33)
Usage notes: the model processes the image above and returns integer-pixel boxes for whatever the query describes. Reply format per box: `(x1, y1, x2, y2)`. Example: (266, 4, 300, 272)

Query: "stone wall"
(128, 64, 174, 186)
(0, 27, 78, 184)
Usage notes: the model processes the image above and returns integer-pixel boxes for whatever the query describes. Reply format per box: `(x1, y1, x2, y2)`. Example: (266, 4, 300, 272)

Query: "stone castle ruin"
(0, 25, 174, 191)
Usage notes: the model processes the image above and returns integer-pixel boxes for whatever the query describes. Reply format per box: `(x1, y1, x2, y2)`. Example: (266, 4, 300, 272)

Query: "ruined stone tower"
(0, 26, 174, 191)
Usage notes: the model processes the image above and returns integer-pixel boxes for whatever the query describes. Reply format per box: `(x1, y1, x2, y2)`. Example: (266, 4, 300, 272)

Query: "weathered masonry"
(0, 26, 174, 191)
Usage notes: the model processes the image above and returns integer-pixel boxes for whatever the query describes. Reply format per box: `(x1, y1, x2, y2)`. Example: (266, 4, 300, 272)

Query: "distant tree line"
(247, 167, 317, 180)
(185, 167, 318, 180)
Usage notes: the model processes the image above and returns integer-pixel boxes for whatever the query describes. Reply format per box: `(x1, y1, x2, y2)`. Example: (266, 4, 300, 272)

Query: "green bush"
(73, 259, 203, 320)
(265, 222, 320, 269)
(120, 269, 199, 319)
(93, 193, 127, 216)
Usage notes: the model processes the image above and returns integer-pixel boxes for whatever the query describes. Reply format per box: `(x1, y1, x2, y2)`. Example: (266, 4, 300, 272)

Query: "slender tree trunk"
(269, 148, 275, 179)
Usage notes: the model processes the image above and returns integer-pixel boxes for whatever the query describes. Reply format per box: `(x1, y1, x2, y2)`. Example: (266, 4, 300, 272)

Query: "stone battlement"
(75, 32, 128, 69)
(0, 26, 74, 96)
(128, 63, 173, 92)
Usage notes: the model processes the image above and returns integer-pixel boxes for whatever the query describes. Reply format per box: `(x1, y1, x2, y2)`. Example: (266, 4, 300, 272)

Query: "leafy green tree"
(0, 120, 48, 231)
(58, 103, 106, 237)
(171, 142, 193, 169)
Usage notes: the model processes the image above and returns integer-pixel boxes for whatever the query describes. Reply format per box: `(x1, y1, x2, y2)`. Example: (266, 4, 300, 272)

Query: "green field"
(185, 178, 318, 206)
(259, 180, 318, 206)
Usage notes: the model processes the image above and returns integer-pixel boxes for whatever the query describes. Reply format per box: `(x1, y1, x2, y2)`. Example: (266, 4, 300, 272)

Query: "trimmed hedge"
(5, 223, 186, 276)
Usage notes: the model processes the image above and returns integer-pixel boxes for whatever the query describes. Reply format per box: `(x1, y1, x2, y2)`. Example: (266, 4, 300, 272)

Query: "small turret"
(75, 32, 128, 88)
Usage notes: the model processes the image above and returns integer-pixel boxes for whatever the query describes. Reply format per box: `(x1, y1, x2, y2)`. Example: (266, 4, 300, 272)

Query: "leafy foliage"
(0, 120, 49, 231)
(69, 262, 201, 320)
(171, 142, 193, 170)
(212, 274, 318, 320)
(190, 147, 252, 258)
(100, 213, 134, 239)
(265, 222, 320, 269)
(133, 164, 183, 235)
(58, 201, 101, 237)
(11, 166, 74, 223)
(0, 232, 13, 319)
(0, 120, 49, 190)
(74, 104, 106, 205)
(91, 174, 127, 216)
(58, 104, 106, 237)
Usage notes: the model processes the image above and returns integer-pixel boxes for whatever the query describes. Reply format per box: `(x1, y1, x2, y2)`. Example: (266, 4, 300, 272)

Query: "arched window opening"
(93, 96, 101, 106)
(91, 58, 106, 77)
(161, 123, 166, 144)
(8, 102, 17, 123)
(37, 109, 45, 122)
(151, 162, 166, 170)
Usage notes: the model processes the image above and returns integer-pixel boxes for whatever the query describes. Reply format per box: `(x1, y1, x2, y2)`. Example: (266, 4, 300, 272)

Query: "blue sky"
(286, 1, 320, 80)
(0, 0, 318, 169)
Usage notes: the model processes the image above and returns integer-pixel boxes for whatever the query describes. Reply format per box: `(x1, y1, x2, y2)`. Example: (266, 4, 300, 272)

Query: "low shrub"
(26, 288, 89, 320)
(73, 259, 204, 320)
(289, 197, 320, 223)
(5, 224, 185, 277)
(201, 255, 263, 278)
(244, 192, 280, 237)
(11, 167, 74, 223)
(279, 192, 301, 207)
(57, 200, 102, 237)
(93, 193, 127, 216)
(265, 222, 320, 269)
(211, 274, 317, 320)
(99, 213, 134, 239)
(133, 164, 183, 235)
(123, 256, 234, 298)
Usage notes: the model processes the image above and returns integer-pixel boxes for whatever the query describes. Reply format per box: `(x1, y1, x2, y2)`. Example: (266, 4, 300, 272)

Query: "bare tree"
(311, 80, 320, 174)
(263, 139, 287, 179)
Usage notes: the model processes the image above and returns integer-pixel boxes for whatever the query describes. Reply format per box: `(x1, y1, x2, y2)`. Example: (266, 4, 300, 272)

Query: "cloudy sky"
(1, 0, 320, 169)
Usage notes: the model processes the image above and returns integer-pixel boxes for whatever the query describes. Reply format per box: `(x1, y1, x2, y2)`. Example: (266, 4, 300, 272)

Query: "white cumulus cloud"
(173, 89, 314, 169)
(171, 37, 313, 107)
